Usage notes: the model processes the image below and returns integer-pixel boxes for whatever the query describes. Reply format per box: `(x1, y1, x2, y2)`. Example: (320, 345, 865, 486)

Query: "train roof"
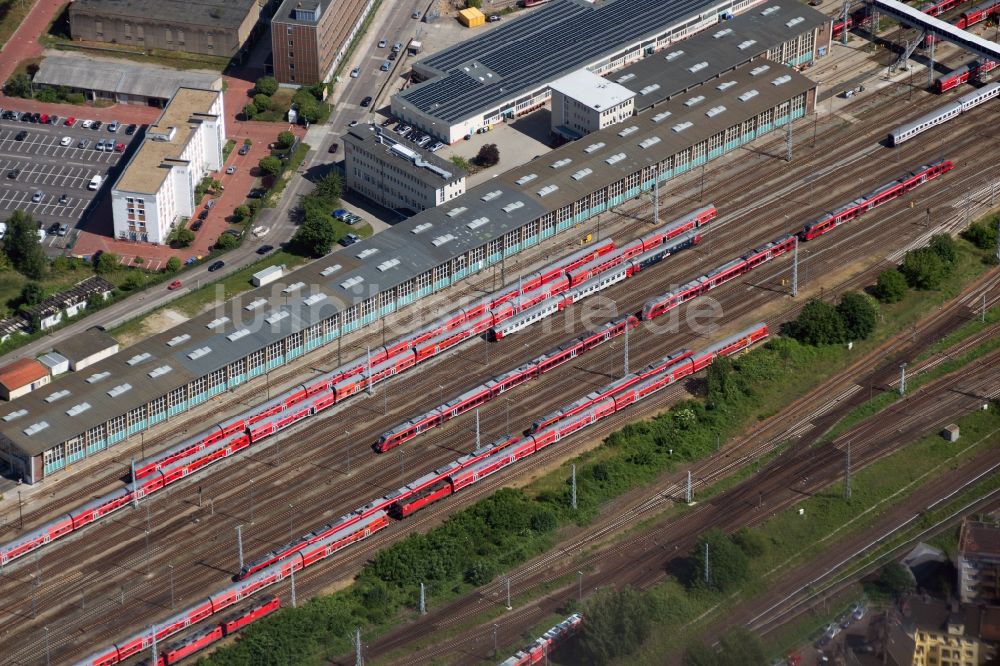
(703, 322, 766, 354)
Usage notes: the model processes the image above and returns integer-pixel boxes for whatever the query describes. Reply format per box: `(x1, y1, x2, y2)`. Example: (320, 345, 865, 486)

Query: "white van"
(88, 175, 102, 190)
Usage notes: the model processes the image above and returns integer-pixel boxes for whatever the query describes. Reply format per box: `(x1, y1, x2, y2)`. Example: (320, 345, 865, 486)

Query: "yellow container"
(458, 7, 486, 27)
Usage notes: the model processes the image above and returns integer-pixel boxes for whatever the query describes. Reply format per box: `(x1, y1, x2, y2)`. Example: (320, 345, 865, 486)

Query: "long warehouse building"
(391, 0, 830, 143)
(0, 36, 817, 484)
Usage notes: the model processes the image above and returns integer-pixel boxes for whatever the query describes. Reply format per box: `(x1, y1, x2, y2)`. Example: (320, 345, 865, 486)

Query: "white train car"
(889, 82, 1000, 146)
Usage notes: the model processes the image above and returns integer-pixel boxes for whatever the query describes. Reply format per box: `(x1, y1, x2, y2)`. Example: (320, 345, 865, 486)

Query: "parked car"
(398, 126, 412, 138)
(392, 42, 402, 53)
(198, 209, 209, 220)
(168, 280, 182, 290)
(206, 198, 216, 209)
(47, 115, 59, 125)
(125, 124, 137, 135)
(345, 214, 362, 225)
(380, 118, 394, 127)
(58, 194, 68, 205)
(328, 142, 339, 153)
(64, 116, 76, 126)
(7, 168, 20, 179)
(377, 39, 387, 48)
(92, 120, 102, 130)
(348, 120, 359, 128)
(95, 139, 106, 151)
(14, 130, 27, 141)
(238, 143, 250, 155)
(39, 114, 49, 124)
(428, 141, 444, 152)
(488, 14, 501, 22)
(361, 95, 373, 106)
(114, 143, 125, 152)
(332, 209, 348, 219)
(388, 52, 397, 61)
(57, 223, 68, 237)
(412, 9, 421, 18)
(338, 233, 360, 246)
(208, 260, 225, 272)
(107, 120, 120, 132)
(256, 244, 274, 255)
(191, 220, 203, 231)
(31, 191, 43, 203)
(350, 66, 361, 78)
(379, 61, 391, 72)
(78, 138, 90, 149)
(247, 187, 265, 199)
(48, 223, 61, 235)
(226, 165, 236, 174)
(60, 136, 72, 146)
(416, 135, 432, 148)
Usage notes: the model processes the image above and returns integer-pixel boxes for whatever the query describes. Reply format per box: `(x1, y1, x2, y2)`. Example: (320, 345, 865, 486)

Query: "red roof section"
(960, 521, 1000, 558)
(0, 358, 49, 390)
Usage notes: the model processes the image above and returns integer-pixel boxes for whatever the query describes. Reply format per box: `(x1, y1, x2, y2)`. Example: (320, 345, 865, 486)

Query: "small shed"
(37, 352, 70, 377)
(458, 7, 485, 27)
(941, 424, 960, 442)
(55, 326, 120, 371)
(252, 265, 284, 287)
(0, 358, 51, 401)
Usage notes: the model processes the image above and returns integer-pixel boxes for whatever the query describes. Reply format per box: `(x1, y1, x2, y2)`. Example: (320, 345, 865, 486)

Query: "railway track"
(3, 67, 1000, 664)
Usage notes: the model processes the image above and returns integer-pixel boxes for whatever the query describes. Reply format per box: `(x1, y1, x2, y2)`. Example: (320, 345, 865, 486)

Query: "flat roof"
(498, 59, 815, 212)
(612, 0, 828, 110)
(71, 0, 257, 28)
(272, 0, 328, 26)
(550, 69, 635, 112)
(33, 56, 222, 102)
(396, 0, 732, 123)
(0, 61, 813, 457)
(114, 88, 221, 195)
(54, 327, 119, 363)
(345, 126, 466, 186)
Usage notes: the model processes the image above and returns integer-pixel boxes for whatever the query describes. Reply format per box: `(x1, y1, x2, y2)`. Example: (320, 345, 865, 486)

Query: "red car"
(114, 143, 125, 152)
(64, 116, 75, 126)
(39, 114, 49, 124)
(168, 280, 182, 290)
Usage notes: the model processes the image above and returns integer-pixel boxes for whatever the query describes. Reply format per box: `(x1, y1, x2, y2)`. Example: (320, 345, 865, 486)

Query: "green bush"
(166, 257, 182, 272)
(961, 218, 998, 250)
(872, 268, 907, 303)
(900, 246, 947, 290)
(836, 292, 877, 341)
(215, 233, 239, 251)
(254, 75, 279, 96)
(242, 103, 257, 120)
(277, 130, 296, 149)
(578, 587, 654, 665)
(688, 529, 749, 593)
(782, 299, 845, 346)
(259, 156, 283, 177)
(253, 93, 274, 113)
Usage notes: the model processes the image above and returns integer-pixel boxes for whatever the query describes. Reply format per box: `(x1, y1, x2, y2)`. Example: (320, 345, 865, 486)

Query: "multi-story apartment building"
(271, 0, 376, 85)
(110, 88, 225, 244)
(958, 521, 1000, 604)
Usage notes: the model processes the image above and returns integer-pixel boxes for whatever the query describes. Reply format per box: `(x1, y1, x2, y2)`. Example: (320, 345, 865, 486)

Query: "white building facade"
(549, 70, 636, 139)
(111, 88, 224, 243)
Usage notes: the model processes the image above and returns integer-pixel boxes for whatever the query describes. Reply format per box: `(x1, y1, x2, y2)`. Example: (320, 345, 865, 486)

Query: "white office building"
(110, 87, 224, 243)
(549, 69, 636, 139)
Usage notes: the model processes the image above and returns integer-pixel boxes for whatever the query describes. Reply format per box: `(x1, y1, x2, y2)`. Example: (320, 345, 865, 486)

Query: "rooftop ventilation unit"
(481, 190, 502, 202)
(467, 217, 490, 229)
(411, 222, 433, 234)
(652, 110, 673, 123)
(206, 316, 229, 330)
(356, 248, 379, 259)
(127, 352, 152, 366)
(148, 365, 172, 378)
(23, 421, 49, 436)
(86, 370, 111, 383)
(688, 61, 708, 73)
(672, 121, 693, 132)
(45, 389, 71, 403)
(244, 298, 267, 312)
(786, 16, 804, 27)
(684, 95, 706, 106)
(639, 136, 661, 148)
(738, 89, 759, 101)
(571, 168, 593, 181)
(340, 276, 365, 289)
(706, 106, 726, 117)
(431, 234, 456, 246)
(166, 333, 191, 347)
(227, 329, 250, 342)
(761, 5, 780, 15)
(446, 206, 467, 217)
(320, 264, 342, 276)
(605, 152, 626, 165)
(550, 158, 572, 169)
(186, 346, 212, 360)
(3, 409, 28, 422)
(107, 382, 133, 398)
(515, 173, 538, 185)
(618, 126, 639, 137)
(303, 293, 327, 306)
(502, 201, 525, 213)
(265, 311, 289, 326)
(665, 50, 685, 61)
(584, 142, 606, 153)
(66, 402, 91, 417)
(536, 184, 559, 197)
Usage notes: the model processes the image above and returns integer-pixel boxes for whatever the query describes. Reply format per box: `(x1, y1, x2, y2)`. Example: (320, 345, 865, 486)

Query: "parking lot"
(0, 115, 140, 251)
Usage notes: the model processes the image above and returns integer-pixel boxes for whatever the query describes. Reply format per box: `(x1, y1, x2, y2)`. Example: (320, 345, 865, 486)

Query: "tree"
(166, 256, 182, 272)
(732, 527, 768, 559)
(928, 233, 958, 266)
(451, 155, 472, 171)
(876, 561, 915, 599)
(290, 217, 336, 257)
(4, 73, 32, 98)
(467, 0, 483, 7)
(961, 218, 998, 250)
(253, 93, 274, 113)
(689, 529, 749, 593)
(900, 246, 947, 290)
(122, 272, 146, 291)
(292, 87, 328, 124)
(233, 205, 251, 222)
(706, 355, 741, 409)
(18, 282, 44, 307)
(258, 156, 283, 177)
(277, 130, 296, 149)
(577, 587, 654, 665)
(475, 143, 500, 167)
(872, 268, 907, 303)
(836, 292, 878, 341)
(254, 75, 278, 96)
(173, 228, 195, 247)
(241, 103, 257, 120)
(94, 251, 120, 274)
(312, 172, 343, 205)
(215, 233, 239, 250)
(783, 299, 845, 346)
(684, 628, 765, 666)
(3, 211, 47, 279)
